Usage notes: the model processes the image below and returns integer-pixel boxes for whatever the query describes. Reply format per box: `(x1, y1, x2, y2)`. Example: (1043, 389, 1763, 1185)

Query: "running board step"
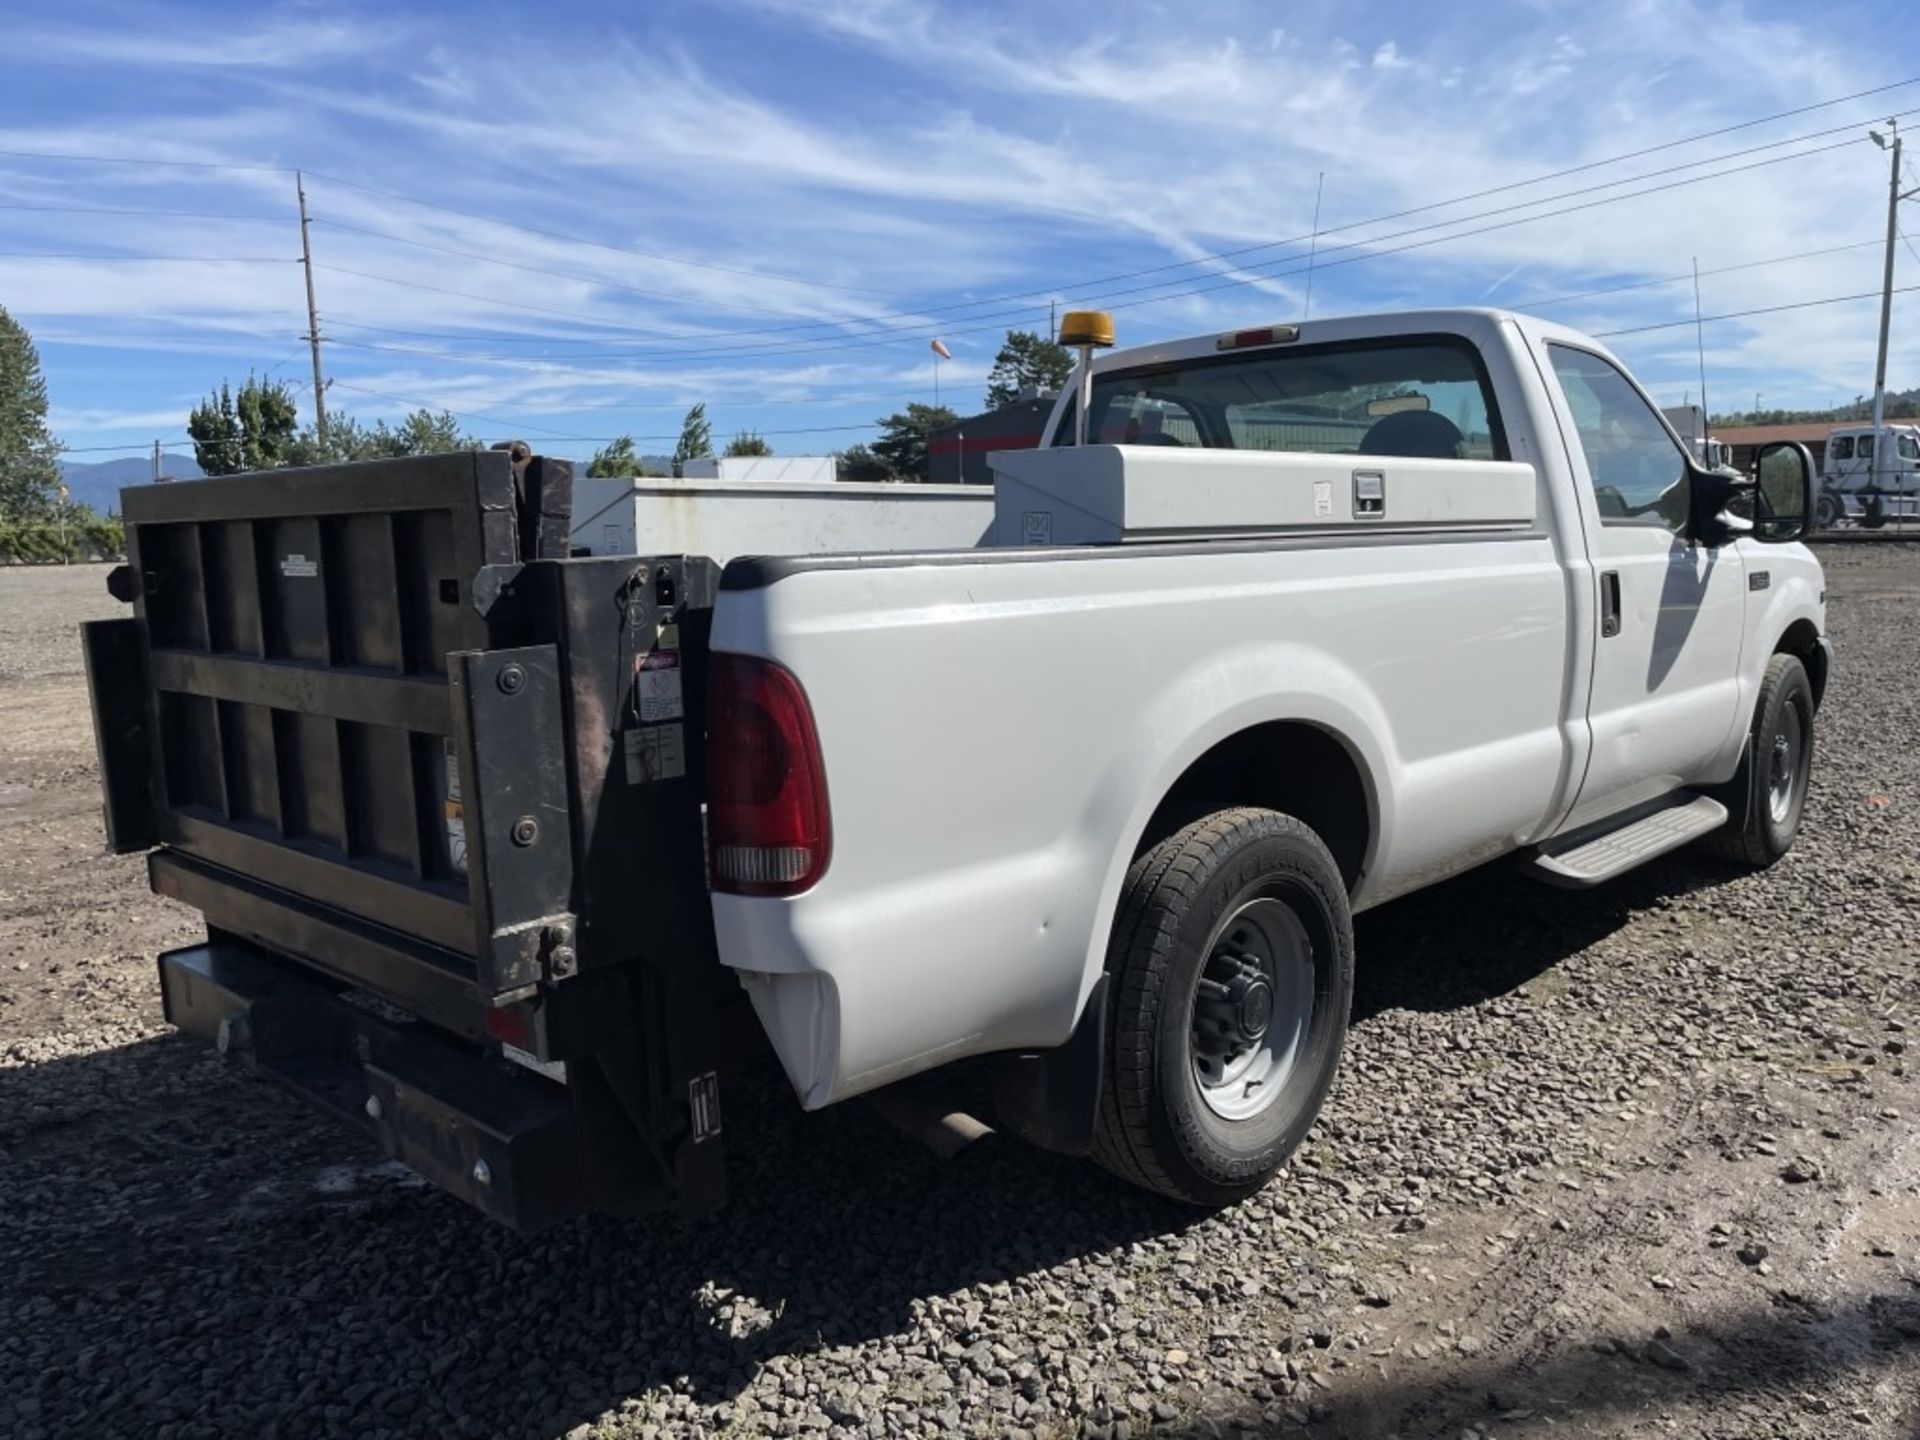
(1527, 794, 1728, 888)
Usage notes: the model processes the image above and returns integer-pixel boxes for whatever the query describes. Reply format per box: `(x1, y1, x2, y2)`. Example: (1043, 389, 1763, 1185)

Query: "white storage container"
(570, 476, 996, 564)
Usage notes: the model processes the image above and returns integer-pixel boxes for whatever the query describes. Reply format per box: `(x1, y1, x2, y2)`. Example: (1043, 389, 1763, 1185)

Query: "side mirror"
(1687, 466, 1755, 547)
(1752, 441, 1815, 543)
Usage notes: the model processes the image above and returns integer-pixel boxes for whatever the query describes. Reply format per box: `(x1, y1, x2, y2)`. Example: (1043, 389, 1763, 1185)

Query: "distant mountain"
(59, 454, 203, 515)
(1709, 387, 1920, 429)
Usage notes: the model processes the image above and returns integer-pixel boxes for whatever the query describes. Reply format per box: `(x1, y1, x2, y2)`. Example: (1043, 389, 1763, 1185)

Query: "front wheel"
(1705, 653, 1815, 868)
(1814, 491, 1845, 531)
(1093, 808, 1354, 1206)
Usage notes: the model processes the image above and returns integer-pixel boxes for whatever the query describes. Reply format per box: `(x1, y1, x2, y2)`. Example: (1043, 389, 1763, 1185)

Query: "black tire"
(1704, 653, 1814, 868)
(1814, 492, 1844, 532)
(1093, 808, 1354, 1206)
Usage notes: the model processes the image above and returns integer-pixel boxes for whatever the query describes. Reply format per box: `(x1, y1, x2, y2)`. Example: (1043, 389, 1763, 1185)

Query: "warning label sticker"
(1313, 480, 1334, 518)
(625, 724, 687, 784)
(637, 650, 684, 721)
(280, 553, 318, 579)
(1021, 511, 1053, 546)
(442, 740, 467, 875)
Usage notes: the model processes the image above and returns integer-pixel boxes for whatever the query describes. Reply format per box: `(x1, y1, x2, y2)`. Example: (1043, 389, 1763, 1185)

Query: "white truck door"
(1539, 342, 1747, 829)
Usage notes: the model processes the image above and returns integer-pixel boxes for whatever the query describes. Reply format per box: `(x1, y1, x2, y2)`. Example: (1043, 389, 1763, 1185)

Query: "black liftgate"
(82, 450, 725, 1230)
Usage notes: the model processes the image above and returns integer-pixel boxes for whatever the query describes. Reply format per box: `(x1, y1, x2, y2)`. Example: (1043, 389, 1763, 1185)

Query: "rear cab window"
(1052, 336, 1508, 461)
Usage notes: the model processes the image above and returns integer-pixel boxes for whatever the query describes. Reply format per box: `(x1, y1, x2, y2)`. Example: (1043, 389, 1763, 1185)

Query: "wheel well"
(1775, 619, 1826, 707)
(1138, 722, 1371, 890)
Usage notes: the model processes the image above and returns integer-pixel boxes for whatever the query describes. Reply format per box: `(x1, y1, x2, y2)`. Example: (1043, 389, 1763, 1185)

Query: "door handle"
(1600, 571, 1622, 637)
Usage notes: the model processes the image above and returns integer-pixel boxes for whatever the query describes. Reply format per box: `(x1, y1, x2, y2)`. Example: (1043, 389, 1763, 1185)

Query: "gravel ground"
(2, 552, 1916, 1440)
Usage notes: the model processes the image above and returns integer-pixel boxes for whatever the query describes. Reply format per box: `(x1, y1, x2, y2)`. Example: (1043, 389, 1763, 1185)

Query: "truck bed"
(709, 475, 1578, 1110)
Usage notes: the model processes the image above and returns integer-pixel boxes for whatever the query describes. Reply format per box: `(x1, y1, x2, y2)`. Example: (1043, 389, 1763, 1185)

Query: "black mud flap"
(160, 940, 587, 1233)
(991, 977, 1108, 1156)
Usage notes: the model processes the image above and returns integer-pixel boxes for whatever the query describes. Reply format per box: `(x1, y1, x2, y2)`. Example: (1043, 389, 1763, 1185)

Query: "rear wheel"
(1814, 491, 1845, 531)
(1705, 653, 1814, 868)
(1093, 808, 1354, 1206)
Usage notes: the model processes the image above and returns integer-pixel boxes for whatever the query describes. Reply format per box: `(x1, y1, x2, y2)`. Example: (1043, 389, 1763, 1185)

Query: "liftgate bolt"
(496, 663, 526, 695)
(472, 1159, 492, 1186)
(510, 815, 540, 847)
(365, 1095, 383, 1121)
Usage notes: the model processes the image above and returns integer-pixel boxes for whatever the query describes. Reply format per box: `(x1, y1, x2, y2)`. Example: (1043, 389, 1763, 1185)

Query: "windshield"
(1051, 336, 1507, 461)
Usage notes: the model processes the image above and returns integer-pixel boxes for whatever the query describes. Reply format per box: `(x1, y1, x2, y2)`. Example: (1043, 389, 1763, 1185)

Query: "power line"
(36, 281, 1910, 468)
(302, 79, 1920, 344)
(10, 74, 1917, 348)
(0, 148, 290, 173)
(0, 252, 294, 262)
(14, 83, 1911, 369)
(313, 262, 690, 332)
(0, 202, 289, 221)
(317, 130, 1873, 368)
(1592, 282, 1920, 337)
(1519, 238, 1886, 309)
(338, 233, 1880, 375)
(314, 97, 1920, 354)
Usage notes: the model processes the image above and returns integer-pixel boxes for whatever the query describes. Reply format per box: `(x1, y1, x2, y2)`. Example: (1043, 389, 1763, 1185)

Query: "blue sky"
(2, 0, 1916, 468)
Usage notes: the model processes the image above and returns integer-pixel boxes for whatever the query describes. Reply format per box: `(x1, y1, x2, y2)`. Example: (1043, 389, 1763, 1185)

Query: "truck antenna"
(1692, 256, 1711, 443)
(1303, 172, 1326, 323)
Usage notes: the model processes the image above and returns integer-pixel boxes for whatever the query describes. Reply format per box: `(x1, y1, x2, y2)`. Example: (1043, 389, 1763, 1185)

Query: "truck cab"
(1820, 422, 1920, 528)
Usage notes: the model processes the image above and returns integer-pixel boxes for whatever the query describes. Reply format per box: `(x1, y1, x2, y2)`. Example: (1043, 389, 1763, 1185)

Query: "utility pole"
(151, 439, 161, 483)
(296, 171, 329, 451)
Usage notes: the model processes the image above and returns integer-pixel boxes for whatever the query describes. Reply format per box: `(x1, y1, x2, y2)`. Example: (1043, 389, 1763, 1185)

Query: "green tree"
(188, 374, 297, 475)
(984, 329, 1073, 410)
(871, 403, 958, 481)
(673, 403, 712, 476)
(0, 306, 63, 519)
(284, 407, 477, 468)
(587, 434, 641, 477)
(724, 430, 773, 457)
(835, 443, 891, 483)
(387, 408, 476, 456)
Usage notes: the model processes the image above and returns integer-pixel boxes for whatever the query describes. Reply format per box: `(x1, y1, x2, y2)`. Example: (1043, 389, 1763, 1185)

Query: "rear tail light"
(707, 653, 831, 896)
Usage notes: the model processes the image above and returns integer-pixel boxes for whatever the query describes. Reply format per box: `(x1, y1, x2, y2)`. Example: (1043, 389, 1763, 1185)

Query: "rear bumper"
(160, 940, 587, 1233)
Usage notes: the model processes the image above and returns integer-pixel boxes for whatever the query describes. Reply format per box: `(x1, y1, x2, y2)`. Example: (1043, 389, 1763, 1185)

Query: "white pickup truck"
(90, 306, 1829, 1229)
(707, 307, 1829, 1205)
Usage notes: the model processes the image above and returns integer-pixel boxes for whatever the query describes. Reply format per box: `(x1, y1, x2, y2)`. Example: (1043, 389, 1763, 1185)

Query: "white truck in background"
(1817, 421, 1920, 529)
(93, 306, 1831, 1229)
(1663, 404, 1736, 472)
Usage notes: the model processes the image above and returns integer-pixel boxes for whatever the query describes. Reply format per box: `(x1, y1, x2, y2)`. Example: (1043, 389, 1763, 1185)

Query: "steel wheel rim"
(1188, 895, 1315, 1122)
(1768, 702, 1805, 824)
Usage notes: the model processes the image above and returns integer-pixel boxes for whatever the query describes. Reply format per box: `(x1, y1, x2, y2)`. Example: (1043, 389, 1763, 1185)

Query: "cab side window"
(1858, 434, 1876, 461)
(1830, 435, 1854, 462)
(1546, 345, 1690, 531)
(1900, 435, 1919, 462)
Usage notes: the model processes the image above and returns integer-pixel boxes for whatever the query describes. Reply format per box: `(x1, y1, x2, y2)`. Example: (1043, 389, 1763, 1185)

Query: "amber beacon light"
(1058, 310, 1116, 446)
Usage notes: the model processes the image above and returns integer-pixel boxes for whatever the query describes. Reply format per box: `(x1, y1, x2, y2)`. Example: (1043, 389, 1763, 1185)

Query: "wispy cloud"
(1, 0, 1913, 457)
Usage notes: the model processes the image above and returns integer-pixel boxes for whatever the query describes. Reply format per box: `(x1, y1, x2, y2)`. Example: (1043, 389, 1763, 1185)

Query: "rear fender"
(1071, 640, 1394, 1017)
